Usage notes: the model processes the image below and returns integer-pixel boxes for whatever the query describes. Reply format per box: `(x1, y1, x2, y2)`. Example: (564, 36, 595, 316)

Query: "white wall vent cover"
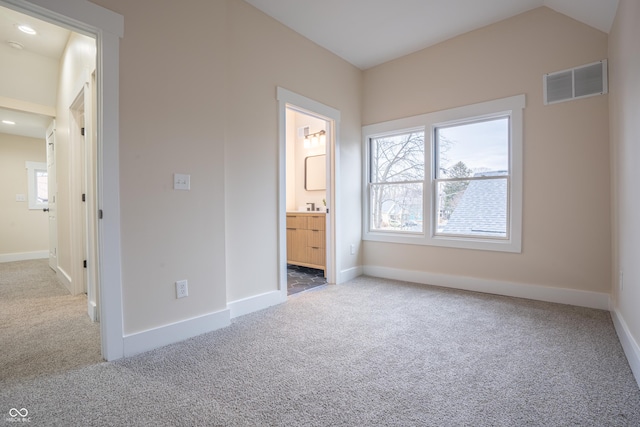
(543, 60, 608, 105)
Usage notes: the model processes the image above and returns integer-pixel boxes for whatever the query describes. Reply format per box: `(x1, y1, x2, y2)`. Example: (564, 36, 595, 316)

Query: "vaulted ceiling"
(244, 0, 620, 70)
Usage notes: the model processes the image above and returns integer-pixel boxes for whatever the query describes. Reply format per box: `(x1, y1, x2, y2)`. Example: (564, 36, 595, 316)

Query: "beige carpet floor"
(2, 273, 640, 425)
(0, 259, 102, 385)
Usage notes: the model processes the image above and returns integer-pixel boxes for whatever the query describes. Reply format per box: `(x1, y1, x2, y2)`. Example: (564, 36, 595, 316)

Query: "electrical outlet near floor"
(176, 280, 188, 299)
(350, 244, 356, 255)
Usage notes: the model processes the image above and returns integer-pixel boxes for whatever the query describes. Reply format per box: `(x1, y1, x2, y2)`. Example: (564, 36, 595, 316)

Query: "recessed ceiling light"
(17, 25, 36, 35)
(2, 120, 16, 125)
(8, 41, 24, 50)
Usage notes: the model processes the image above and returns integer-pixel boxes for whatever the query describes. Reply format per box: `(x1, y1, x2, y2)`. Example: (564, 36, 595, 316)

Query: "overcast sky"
(437, 117, 509, 173)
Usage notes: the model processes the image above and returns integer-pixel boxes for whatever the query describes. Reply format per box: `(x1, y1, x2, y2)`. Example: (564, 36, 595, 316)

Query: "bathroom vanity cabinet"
(286, 212, 325, 274)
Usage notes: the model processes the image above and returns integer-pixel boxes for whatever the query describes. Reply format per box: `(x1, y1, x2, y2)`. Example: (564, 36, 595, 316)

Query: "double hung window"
(363, 95, 524, 253)
(369, 130, 424, 233)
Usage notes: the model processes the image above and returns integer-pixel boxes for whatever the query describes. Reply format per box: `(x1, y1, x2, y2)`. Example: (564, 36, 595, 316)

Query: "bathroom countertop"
(286, 210, 326, 214)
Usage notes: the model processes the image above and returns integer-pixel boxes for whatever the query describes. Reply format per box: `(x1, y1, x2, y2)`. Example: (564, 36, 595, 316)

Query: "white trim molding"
(339, 266, 363, 284)
(611, 308, 640, 388)
(363, 265, 610, 310)
(56, 266, 72, 293)
(276, 87, 342, 295)
(123, 309, 230, 358)
(228, 290, 286, 319)
(0, 251, 48, 263)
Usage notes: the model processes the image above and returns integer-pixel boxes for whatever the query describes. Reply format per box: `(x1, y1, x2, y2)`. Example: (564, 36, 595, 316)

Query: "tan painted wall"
(224, 0, 362, 300)
(362, 7, 611, 293)
(609, 0, 640, 347)
(88, 0, 228, 334)
(89, 0, 363, 334)
(0, 133, 48, 255)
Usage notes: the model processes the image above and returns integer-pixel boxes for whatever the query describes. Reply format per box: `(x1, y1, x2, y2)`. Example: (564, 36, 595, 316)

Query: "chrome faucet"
(306, 202, 315, 211)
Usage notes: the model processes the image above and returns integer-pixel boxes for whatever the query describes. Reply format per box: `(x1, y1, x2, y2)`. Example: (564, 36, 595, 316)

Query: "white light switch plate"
(15, 194, 26, 202)
(174, 173, 190, 190)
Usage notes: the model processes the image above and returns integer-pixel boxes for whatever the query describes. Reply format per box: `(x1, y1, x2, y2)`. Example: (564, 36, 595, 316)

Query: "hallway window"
(26, 161, 47, 210)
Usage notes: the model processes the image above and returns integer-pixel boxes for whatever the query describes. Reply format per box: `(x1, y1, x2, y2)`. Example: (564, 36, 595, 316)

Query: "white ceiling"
(0, 5, 69, 139)
(0, 108, 51, 139)
(244, 0, 620, 70)
(0, 6, 69, 59)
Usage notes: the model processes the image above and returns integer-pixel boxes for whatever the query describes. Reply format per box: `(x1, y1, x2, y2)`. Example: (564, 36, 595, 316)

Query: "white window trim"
(26, 161, 48, 210)
(363, 94, 525, 253)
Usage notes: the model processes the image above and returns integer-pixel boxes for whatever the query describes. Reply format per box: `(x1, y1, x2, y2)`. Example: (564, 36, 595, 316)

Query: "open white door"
(46, 120, 57, 271)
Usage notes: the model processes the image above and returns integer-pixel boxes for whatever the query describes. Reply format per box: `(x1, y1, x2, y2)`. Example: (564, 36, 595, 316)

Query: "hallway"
(0, 259, 101, 384)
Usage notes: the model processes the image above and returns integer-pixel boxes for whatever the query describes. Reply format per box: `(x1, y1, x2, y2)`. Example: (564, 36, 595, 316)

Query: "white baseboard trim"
(611, 308, 640, 388)
(57, 267, 72, 294)
(88, 300, 98, 322)
(338, 266, 363, 284)
(363, 265, 610, 310)
(228, 290, 286, 319)
(0, 250, 48, 263)
(123, 309, 231, 357)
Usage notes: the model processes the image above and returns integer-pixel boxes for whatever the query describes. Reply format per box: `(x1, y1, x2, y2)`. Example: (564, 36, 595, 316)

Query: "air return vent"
(543, 60, 607, 105)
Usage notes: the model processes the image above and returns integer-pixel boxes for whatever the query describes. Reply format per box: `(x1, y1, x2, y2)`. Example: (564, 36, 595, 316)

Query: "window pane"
(436, 118, 509, 179)
(436, 178, 508, 238)
(36, 169, 48, 204)
(370, 182, 423, 232)
(371, 131, 424, 183)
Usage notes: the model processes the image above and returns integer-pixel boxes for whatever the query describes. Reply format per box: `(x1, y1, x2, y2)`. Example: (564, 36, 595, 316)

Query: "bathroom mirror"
(305, 155, 326, 190)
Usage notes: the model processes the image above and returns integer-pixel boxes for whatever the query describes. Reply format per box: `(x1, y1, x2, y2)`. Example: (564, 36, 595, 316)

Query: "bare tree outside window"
(363, 94, 523, 252)
(370, 132, 424, 232)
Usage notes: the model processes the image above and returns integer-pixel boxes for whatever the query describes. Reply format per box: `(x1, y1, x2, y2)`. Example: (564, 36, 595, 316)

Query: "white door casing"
(277, 87, 341, 297)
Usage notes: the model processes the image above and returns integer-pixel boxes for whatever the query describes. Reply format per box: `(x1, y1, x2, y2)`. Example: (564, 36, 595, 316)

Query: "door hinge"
(83, 260, 87, 268)
(82, 193, 86, 202)
(98, 209, 103, 219)
(81, 127, 85, 136)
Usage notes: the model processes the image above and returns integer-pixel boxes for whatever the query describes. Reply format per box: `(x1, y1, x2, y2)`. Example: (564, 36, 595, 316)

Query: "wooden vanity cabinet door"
(306, 215, 326, 266)
(286, 215, 307, 263)
(306, 245, 325, 266)
(307, 229, 324, 247)
(286, 213, 326, 271)
(307, 215, 325, 231)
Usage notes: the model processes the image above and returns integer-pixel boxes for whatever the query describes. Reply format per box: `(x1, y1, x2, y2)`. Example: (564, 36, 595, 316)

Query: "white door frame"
(277, 87, 341, 297)
(2, 0, 125, 361)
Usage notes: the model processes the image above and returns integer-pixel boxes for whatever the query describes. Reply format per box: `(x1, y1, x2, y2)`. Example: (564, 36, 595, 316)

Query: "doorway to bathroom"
(277, 87, 340, 298)
(285, 108, 329, 295)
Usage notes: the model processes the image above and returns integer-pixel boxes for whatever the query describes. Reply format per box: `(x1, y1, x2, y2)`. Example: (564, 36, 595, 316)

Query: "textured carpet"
(0, 259, 102, 385)
(2, 275, 640, 426)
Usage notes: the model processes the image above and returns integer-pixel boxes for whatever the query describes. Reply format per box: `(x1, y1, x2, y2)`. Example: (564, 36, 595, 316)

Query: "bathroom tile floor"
(287, 265, 327, 295)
